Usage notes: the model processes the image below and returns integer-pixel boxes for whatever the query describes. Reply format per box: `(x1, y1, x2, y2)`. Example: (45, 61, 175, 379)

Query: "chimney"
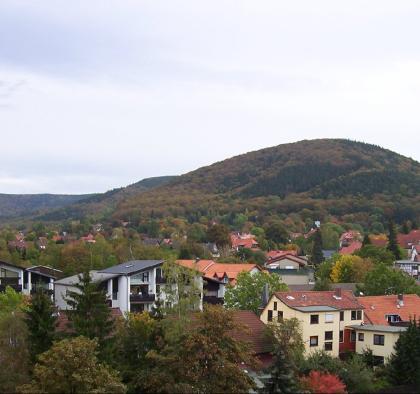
(334, 288, 342, 298)
(397, 294, 404, 307)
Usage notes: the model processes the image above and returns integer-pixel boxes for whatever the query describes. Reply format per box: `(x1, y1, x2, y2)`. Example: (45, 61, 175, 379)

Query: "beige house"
(347, 324, 407, 364)
(260, 289, 364, 357)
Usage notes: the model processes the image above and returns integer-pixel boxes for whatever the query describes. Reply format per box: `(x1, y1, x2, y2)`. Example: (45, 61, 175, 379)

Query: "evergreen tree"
(402, 221, 410, 234)
(262, 346, 299, 394)
(25, 289, 57, 363)
(387, 318, 420, 386)
(311, 229, 324, 265)
(65, 271, 113, 345)
(387, 220, 402, 260)
(362, 233, 371, 247)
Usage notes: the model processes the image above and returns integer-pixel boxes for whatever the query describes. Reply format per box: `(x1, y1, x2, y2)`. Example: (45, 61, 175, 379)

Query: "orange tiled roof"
(357, 294, 420, 325)
(266, 250, 298, 260)
(397, 230, 420, 249)
(176, 260, 260, 285)
(274, 290, 363, 310)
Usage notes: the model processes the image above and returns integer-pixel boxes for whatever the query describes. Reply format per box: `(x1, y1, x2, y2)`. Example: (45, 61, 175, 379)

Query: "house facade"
(260, 289, 364, 358)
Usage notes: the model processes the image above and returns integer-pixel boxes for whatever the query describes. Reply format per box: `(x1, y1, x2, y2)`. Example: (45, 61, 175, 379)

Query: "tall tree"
(145, 305, 255, 394)
(311, 229, 324, 265)
(262, 345, 299, 394)
(25, 289, 57, 363)
(387, 220, 402, 260)
(65, 271, 113, 345)
(387, 318, 420, 386)
(224, 271, 287, 314)
(207, 224, 231, 248)
(18, 337, 126, 394)
(362, 233, 371, 247)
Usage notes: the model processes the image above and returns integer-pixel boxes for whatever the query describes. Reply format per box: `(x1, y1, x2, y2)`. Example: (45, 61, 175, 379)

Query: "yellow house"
(260, 289, 364, 357)
(346, 324, 407, 364)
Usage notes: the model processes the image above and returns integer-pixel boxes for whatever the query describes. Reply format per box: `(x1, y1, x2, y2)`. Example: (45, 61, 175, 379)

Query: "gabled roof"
(99, 260, 163, 275)
(0, 260, 25, 271)
(339, 241, 362, 255)
(397, 230, 420, 249)
(176, 260, 261, 285)
(55, 270, 119, 285)
(26, 265, 63, 279)
(230, 310, 273, 355)
(266, 254, 308, 266)
(273, 290, 364, 311)
(357, 294, 420, 325)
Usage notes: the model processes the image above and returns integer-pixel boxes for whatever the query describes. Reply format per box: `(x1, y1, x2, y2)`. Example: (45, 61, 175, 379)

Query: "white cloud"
(0, 1, 419, 193)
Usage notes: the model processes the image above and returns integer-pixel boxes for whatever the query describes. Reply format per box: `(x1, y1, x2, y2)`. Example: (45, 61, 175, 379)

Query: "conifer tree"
(65, 271, 113, 345)
(262, 346, 299, 394)
(387, 220, 402, 260)
(311, 229, 324, 265)
(362, 233, 371, 247)
(388, 318, 420, 386)
(25, 289, 57, 363)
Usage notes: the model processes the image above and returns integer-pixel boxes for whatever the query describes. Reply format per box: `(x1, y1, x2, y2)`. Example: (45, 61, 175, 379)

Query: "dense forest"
(2, 140, 420, 234)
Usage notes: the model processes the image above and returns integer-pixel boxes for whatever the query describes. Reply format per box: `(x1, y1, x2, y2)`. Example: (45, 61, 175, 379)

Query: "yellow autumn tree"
(330, 255, 373, 283)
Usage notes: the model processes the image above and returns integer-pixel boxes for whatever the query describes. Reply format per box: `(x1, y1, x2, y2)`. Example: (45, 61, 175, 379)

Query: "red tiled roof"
(231, 233, 259, 249)
(340, 231, 362, 242)
(266, 250, 298, 260)
(266, 254, 307, 266)
(231, 310, 273, 355)
(339, 241, 362, 255)
(370, 237, 388, 248)
(397, 230, 420, 249)
(357, 295, 420, 325)
(274, 290, 364, 310)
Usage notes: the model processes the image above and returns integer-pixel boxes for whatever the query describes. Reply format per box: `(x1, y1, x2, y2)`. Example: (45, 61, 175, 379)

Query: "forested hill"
(35, 176, 177, 222)
(0, 194, 90, 219)
(110, 139, 420, 225)
(0, 176, 176, 221)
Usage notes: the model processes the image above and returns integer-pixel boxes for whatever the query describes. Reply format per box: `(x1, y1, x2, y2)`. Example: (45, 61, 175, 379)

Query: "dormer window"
(386, 314, 402, 323)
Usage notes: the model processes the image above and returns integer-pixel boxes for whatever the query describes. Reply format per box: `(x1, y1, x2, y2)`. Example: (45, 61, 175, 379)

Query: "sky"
(1, 0, 420, 194)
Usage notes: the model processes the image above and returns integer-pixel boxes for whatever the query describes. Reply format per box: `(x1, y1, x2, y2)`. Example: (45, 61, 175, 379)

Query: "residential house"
(142, 238, 162, 247)
(260, 289, 365, 358)
(339, 231, 362, 248)
(231, 233, 259, 251)
(266, 250, 298, 263)
(177, 259, 262, 286)
(339, 241, 362, 255)
(36, 237, 48, 250)
(80, 234, 96, 243)
(347, 294, 420, 364)
(409, 245, 420, 262)
(266, 254, 314, 286)
(397, 229, 420, 250)
(394, 259, 420, 279)
(1, 260, 61, 296)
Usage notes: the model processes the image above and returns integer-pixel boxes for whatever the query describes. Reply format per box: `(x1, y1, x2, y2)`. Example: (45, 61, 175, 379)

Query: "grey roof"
(99, 260, 163, 275)
(55, 270, 119, 286)
(347, 324, 408, 333)
(294, 305, 338, 312)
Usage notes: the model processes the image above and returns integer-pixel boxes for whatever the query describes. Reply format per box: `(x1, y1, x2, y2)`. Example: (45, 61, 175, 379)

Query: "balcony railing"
(130, 293, 156, 302)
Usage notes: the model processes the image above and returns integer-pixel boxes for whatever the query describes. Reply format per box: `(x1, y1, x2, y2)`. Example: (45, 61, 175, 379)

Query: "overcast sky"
(1, 1, 420, 194)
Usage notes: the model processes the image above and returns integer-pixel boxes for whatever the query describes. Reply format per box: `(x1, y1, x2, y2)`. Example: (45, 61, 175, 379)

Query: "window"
(351, 331, 356, 342)
(374, 334, 385, 346)
(340, 311, 344, 321)
(324, 342, 333, 351)
(277, 311, 283, 321)
(325, 331, 333, 341)
(142, 272, 149, 282)
(268, 310, 273, 322)
(386, 314, 402, 323)
(325, 313, 334, 323)
(358, 333, 364, 342)
(352, 310, 362, 320)
(339, 330, 344, 343)
(273, 302, 277, 311)
(310, 314, 319, 324)
(310, 336, 318, 347)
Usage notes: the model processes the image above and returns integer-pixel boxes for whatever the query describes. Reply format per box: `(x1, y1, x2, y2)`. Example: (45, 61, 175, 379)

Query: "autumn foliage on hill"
(300, 370, 347, 394)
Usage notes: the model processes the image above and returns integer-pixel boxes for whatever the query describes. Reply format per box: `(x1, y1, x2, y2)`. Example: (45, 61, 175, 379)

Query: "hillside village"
(1, 218, 420, 393)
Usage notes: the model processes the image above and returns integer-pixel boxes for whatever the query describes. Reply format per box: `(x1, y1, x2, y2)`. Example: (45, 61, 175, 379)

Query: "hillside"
(35, 176, 177, 222)
(110, 139, 420, 225)
(0, 194, 91, 219)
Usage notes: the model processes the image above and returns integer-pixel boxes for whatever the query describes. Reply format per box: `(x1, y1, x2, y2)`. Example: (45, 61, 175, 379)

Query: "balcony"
(130, 293, 156, 303)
